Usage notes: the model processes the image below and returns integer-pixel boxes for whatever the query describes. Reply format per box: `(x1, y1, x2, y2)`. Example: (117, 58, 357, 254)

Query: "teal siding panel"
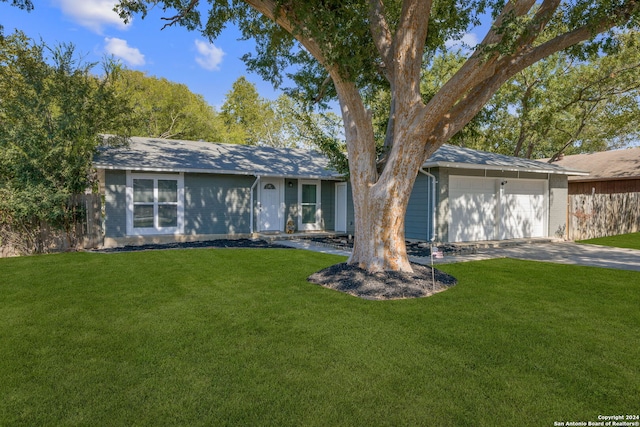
(184, 174, 253, 235)
(284, 179, 298, 229)
(104, 170, 127, 238)
(405, 173, 433, 241)
(347, 183, 355, 235)
(321, 181, 335, 231)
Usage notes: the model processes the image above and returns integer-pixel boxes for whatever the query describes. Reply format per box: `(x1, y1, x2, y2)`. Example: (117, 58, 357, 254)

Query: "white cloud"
(445, 33, 480, 50)
(54, 0, 128, 33)
(104, 37, 145, 66)
(194, 40, 225, 71)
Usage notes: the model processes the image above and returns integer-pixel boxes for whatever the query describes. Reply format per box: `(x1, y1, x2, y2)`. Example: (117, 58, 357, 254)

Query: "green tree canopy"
(0, 31, 131, 253)
(110, 69, 226, 142)
(220, 76, 273, 145)
(458, 30, 640, 160)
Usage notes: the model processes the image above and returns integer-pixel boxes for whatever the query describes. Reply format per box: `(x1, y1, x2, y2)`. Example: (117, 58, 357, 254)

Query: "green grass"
(578, 231, 640, 250)
(1, 249, 639, 426)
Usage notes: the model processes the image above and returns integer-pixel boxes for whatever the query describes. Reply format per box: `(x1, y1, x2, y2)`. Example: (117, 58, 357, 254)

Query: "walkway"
(275, 239, 640, 272)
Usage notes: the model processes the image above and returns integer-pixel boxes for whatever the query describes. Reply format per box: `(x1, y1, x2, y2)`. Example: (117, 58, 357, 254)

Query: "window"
(301, 184, 317, 224)
(298, 180, 321, 230)
(127, 172, 184, 235)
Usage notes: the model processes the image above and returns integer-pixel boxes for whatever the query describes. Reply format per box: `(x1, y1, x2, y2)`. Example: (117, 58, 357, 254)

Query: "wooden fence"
(0, 194, 102, 257)
(568, 192, 640, 240)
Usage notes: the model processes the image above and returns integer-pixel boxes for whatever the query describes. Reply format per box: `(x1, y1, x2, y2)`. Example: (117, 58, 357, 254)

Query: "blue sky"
(1, 1, 483, 111)
(0, 0, 285, 109)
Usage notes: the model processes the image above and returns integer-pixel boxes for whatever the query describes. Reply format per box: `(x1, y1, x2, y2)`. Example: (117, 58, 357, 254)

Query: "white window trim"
(298, 180, 322, 231)
(126, 171, 185, 236)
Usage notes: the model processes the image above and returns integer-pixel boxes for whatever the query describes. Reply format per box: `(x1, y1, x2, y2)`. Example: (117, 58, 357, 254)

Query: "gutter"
(93, 164, 344, 181)
(421, 161, 589, 176)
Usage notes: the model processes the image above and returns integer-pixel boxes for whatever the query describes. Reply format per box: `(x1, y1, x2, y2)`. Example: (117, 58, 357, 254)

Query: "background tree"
(110, 69, 226, 141)
(113, 1, 640, 273)
(220, 76, 274, 145)
(459, 30, 640, 160)
(219, 76, 343, 149)
(0, 31, 131, 253)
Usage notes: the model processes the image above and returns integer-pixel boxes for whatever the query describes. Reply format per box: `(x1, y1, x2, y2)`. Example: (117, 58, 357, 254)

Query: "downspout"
(250, 175, 261, 234)
(419, 168, 437, 242)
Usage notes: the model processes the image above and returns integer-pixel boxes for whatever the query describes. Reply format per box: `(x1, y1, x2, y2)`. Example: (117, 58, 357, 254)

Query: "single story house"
(95, 136, 347, 247)
(94, 137, 585, 247)
(546, 148, 640, 195)
(545, 148, 640, 239)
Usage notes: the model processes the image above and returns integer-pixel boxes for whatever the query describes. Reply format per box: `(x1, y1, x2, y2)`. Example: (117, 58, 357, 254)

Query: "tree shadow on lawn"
(96, 239, 457, 300)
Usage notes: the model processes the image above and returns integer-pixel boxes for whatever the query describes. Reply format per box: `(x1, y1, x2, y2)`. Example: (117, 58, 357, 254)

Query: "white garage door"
(449, 177, 497, 242)
(501, 180, 546, 239)
(449, 176, 547, 242)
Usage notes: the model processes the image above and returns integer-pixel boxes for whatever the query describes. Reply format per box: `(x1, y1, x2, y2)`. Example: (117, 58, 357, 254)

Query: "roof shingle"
(546, 148, 640, 181)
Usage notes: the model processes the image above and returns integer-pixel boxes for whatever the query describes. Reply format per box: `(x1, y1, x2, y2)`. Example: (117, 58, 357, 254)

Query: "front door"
(259, 179, 282, 231)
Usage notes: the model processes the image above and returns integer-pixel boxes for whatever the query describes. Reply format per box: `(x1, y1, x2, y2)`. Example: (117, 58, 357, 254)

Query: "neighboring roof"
(423, 144, 588, 175)
(94, 136, 342, 180)
(544, 148, 640, 182)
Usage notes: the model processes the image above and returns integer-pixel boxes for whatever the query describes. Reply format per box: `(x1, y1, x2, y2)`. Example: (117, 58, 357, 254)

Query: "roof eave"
(569, 175, 640, 182)
(93, 164, 344, 181)
(422, 161, 590, 176)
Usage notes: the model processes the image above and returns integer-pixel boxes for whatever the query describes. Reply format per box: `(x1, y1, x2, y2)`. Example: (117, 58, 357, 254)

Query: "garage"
(500, 179, 547, 240)
(448, 176, 547, 242)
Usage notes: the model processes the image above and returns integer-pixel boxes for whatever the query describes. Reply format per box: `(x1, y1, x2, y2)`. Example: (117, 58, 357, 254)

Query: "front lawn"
(1, 249, 638, 426)
(578, 231, 640, 250)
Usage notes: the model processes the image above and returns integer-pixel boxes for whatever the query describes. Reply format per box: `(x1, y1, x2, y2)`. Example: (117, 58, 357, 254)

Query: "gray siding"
(433, 168, 450, 243)
(284, 179, 298, 230)
(321, 181, 335, 231)
(104, 170, 127, 238)
(347, 182, 355, 235)
(405, 173, 433, 241)
(548, 174, 569, 238)
(184, 174, 253, 235)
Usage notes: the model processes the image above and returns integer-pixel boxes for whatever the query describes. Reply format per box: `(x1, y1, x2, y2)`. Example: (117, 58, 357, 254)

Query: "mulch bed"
(306, 236, 471, 257)
(308, 262, 457, 300)
(94, 238, 293, 253)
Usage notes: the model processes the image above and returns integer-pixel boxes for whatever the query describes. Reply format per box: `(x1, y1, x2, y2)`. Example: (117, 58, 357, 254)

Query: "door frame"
(258, 178, 284, 232)
(298, 179, 322, 231)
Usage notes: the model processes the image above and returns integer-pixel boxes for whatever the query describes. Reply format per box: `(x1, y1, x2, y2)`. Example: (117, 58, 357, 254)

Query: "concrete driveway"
(430, 242, 640, 272)
(276, 238, 640, 272)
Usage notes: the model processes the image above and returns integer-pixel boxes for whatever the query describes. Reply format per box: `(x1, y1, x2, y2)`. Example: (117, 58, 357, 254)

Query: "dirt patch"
(308, 262, 457, 300)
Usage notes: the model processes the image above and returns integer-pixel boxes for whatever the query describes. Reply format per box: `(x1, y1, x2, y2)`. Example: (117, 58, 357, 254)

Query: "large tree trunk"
(348, 173, 415, 272)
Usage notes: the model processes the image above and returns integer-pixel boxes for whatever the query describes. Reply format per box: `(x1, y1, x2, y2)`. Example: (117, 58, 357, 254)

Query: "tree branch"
(368, 0, 394, 81)
(440, 0, 640, 142)
(391, 0, 432, 102)
(421, 1, 537, 129)
(245, 0, 327, 65)
(160, 0, 200, 30)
